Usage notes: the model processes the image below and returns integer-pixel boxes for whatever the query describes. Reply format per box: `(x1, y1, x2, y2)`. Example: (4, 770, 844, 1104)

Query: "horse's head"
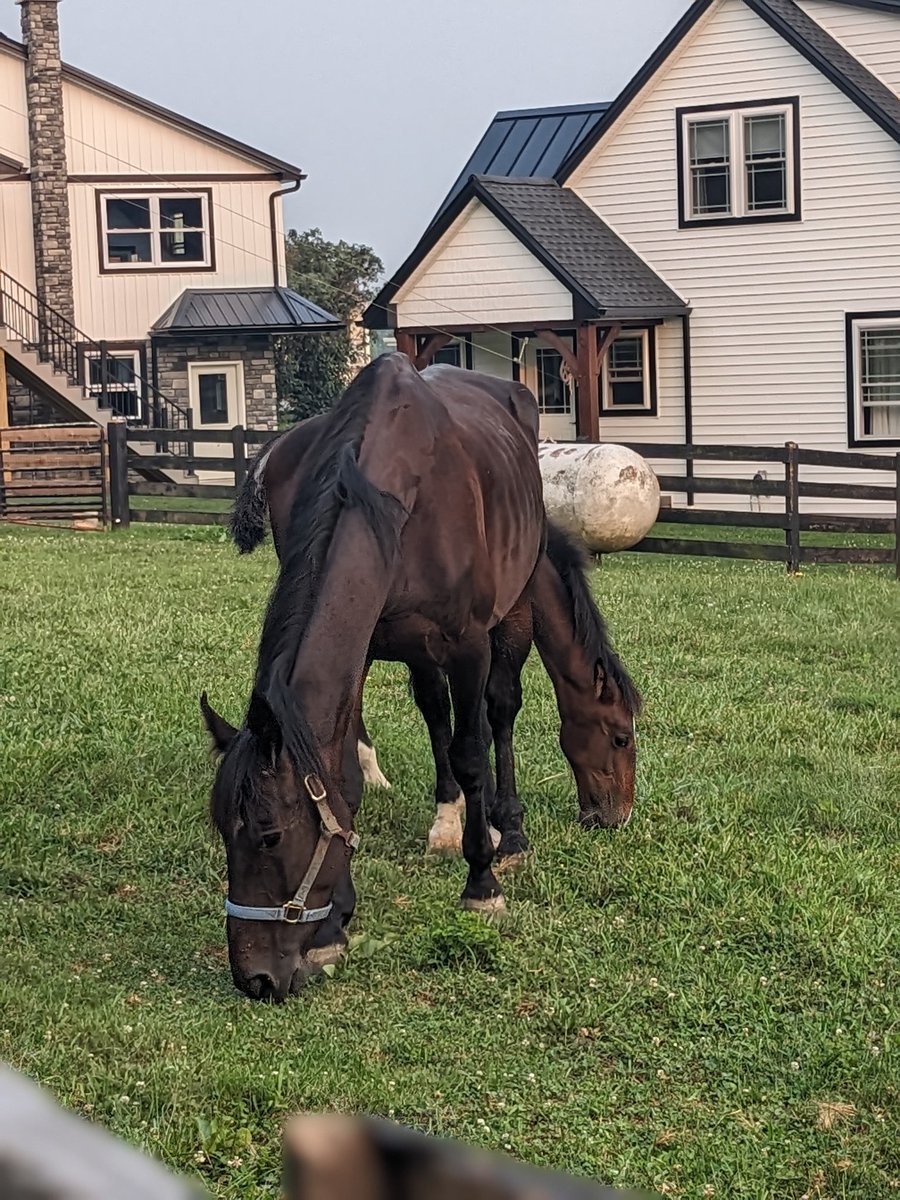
(201, 691, 355, 1002)
(558, 665, 638, 830)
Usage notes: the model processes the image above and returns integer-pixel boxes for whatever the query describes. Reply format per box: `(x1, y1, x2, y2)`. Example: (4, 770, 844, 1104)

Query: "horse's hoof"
(460, 893, 506, 917)
(304, 943, 346, 972)
(494, 851, 527, 875)
(428, 796, 464, 856)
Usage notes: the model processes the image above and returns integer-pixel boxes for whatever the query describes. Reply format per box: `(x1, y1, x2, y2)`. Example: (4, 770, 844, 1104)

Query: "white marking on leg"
(357, 739, 391, 789)
(427, 793, 464, 855)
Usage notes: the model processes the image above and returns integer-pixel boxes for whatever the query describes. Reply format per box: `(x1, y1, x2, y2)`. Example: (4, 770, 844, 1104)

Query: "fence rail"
(0, 423, 107, 528)
(112, 426, 899, 577)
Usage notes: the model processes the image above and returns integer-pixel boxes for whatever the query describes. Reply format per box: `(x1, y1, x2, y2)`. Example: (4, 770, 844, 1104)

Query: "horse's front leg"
(447, 643, 505, 914)
(486, 612, 532, 872)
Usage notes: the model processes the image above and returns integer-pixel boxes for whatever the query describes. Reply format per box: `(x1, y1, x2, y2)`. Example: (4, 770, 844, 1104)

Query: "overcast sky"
(8, 0, 687, 274)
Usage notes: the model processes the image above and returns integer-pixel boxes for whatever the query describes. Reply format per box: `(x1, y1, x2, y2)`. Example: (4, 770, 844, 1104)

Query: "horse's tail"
(229, 446, 271, 554)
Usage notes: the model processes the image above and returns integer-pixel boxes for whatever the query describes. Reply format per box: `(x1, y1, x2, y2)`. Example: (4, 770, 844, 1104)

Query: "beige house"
(0, 0, 340, 440)
(366, 0, 900, 509)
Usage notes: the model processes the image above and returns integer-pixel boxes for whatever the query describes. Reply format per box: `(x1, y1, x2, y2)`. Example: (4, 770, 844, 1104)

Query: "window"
(678, 99, 799, 226)
(535, 347, 572, 415)
(99, 191, 213, 270)
(198, 373, 229, 425)
(848, 315, 900, 444)
(432, 341, 461, 367)
(84, 348, 143, 420)
(601, 330, 656, 415)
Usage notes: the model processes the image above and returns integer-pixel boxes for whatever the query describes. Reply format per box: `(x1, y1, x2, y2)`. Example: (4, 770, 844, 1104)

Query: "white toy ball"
(538, 442, 660, 553)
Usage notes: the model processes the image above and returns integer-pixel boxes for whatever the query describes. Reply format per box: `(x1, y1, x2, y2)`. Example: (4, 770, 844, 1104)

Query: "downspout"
(269, 176, 304, 287)
(682, 313, 694, 507)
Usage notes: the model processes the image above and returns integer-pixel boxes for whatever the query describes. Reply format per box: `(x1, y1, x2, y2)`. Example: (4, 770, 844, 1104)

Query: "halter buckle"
(282, 900, 305, 924)
(304, 774, 327, 803)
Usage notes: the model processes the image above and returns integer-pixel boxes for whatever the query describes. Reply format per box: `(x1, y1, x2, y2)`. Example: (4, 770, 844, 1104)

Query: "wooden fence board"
(129, 481, 235, 500)
(129, 508, 230, 527)
(655, 475, 787, 497)
(801, 546, 895, 565)
(626, 537, 789, 561)
(127, 453, 235, 473)
(616, 442, 790, 464)
(1, 424, 102, 446)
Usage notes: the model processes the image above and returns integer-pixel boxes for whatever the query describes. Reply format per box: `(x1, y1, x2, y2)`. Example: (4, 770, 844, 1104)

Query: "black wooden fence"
(109, 423, 900, 577)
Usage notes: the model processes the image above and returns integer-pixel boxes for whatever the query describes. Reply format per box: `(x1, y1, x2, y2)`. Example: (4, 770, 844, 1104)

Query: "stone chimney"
(18, 0, 75, 325)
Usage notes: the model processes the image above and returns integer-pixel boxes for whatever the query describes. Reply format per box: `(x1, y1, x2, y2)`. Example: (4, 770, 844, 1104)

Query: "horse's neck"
(287, 509, 395, 775)
(530, 563, 594, 708)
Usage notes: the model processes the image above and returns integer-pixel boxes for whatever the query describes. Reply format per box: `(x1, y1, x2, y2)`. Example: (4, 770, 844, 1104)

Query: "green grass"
(1, 524, 898, 1200)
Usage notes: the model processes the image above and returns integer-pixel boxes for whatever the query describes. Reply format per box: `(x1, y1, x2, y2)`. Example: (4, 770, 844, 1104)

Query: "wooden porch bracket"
(413, 333, 452, 370)
(394, 330, 416, 362)
(595, 322, 622, 375)
(575, 325, 600, 442)
(534, 329, 579, 377)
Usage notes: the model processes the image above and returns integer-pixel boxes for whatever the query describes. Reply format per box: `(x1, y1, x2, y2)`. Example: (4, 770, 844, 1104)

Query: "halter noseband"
(224, 773, 359, 925)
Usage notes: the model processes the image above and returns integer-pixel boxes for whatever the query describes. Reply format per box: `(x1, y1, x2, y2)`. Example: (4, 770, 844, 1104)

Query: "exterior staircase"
(0, 268, 189, 471)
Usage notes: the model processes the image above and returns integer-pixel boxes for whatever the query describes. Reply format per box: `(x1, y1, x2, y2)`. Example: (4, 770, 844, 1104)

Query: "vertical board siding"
(0, 47, 30, 163)
(797, 0, 900, 96)
(0, 48, 36, 292)
(569, 0, 900, 511)
(62, 80, 270, 175)
(394, 202, 573, 328)
(70, 181, 277, 340)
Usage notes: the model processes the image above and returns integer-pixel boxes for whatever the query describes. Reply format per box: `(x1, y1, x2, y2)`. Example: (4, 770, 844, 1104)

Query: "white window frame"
(850, 316, 900, 445)
(100, 191, 212, 270)
(83, 347, 144, 421)
(188, 361, 246, 429)
(681, 102, 796, 223)
(601, 330, 653, 414)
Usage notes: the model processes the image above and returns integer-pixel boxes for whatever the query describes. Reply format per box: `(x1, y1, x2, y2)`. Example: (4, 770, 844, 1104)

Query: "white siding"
(394, 201, 573, 328)
(569, 0, 900, 510)
(63, 79, 268, 175)
(796, 0, 900, 96)
(0, 48, 35, 292)
(0, 46, 30, 165)
(71, 180, 279, 340)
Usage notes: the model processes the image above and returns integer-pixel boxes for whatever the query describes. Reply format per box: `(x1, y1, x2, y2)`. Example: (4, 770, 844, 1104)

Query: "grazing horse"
(231, 386, 642, 856)
(202, 355, 545, 1000)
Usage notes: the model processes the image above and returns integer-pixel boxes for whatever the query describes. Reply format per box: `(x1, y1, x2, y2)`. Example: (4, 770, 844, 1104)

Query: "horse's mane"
(544, 522, 643, 716)
(211, 356, 409, 833)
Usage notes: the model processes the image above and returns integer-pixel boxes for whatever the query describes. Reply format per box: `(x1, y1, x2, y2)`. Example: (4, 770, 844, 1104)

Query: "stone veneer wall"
(154, 336, 278, 430)
(7, 374, 70, 426)
(18, 0, 75, 325)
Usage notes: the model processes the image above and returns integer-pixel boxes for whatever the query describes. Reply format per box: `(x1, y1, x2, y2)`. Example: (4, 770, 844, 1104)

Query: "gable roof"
(0, 33, 303, 179)
(557, 0, 900, 179)
(364, 176, 687, 328)
(152, 288, 342, 336)
(433, 102, 609, 224)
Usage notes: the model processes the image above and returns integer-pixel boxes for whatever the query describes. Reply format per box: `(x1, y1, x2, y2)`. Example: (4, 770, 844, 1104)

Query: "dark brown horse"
(232, 390, 642, 858)
(202, 355, 545, 1000)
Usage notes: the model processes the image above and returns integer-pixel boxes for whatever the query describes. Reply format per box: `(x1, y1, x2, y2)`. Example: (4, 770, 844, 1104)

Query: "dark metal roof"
(558, 0, 900, 178)
(433, 102, 610, 223)
(474, 177, 688, 318)
(364, 176, 687, 328)
(0, 33, 304, 179)
(152, 288, 343, 335)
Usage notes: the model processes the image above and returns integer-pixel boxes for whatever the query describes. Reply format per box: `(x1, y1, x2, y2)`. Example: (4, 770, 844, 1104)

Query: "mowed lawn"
(0, 524, 898, 1200)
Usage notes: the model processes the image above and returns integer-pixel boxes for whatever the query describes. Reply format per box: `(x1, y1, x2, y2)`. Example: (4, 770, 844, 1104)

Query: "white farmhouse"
(365, 0, 900, 508)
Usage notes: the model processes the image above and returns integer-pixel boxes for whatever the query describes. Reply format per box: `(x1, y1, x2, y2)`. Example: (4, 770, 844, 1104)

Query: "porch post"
(394, 331, 416, 362)
(575, 324, 600, 442)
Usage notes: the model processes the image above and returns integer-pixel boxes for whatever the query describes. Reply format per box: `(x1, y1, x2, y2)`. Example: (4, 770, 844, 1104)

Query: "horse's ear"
(247, 690, 283, 761)
(200, 692, 238, 754)
(593, 660, 606, 701)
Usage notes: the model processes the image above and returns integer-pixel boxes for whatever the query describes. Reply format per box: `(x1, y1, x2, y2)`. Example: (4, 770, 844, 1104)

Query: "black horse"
(202, 356, 546, 1000)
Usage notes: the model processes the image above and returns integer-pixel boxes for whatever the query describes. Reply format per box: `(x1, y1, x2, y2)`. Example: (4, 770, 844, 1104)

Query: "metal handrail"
(0, 268, 189, 432)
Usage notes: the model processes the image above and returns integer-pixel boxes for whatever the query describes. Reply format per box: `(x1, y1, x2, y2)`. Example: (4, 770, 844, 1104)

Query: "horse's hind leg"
(447, 644, 505, 914)
(486, 610, 531, 872)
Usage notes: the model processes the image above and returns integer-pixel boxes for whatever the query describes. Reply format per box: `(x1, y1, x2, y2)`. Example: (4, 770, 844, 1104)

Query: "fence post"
(231, 425, 247, 492)
(108, 418, 130, 530)
(894, 452, 900, 582)
(784, 441, 800, 574)
(99, 340, 109, 411)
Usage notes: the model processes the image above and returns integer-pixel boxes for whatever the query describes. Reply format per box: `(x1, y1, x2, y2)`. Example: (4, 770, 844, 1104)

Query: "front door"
(524, 340, 577, 440)
(188, 362, 245, 472)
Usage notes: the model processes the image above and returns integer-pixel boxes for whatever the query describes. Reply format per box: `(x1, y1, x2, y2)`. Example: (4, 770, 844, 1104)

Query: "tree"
(276, 228, 383, 425)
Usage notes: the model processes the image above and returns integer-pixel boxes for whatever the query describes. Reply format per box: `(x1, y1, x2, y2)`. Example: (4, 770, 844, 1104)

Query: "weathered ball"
(538, 442, 660, 552)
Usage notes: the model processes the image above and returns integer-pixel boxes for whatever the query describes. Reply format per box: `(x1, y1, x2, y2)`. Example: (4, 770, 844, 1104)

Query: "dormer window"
(677, 99, 800, 227)
(98, 190, 214, 271)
